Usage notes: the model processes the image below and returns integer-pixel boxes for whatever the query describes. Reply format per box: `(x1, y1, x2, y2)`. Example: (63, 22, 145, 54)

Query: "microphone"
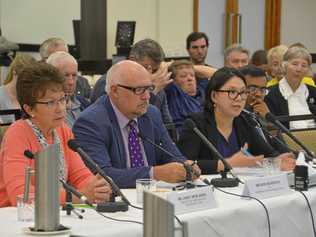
(137, 132, 196, 186)
(24, 150, 35, 159)
(59, 178, 93, 207)
(185, 119, 241, 187)
(265, 112, 314, 161)
(68, 139, 131, 210)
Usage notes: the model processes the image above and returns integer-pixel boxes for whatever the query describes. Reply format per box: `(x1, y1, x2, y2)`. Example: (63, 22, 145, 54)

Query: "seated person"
(0, 63, 111, 207)
(177, 67, 295, 174)
(166, 60, 205, 133)
(73, 60, 200, 188)
(46, 51, 90, 128)
(265, 47, 316, 129)
(0, 53, 36, 123)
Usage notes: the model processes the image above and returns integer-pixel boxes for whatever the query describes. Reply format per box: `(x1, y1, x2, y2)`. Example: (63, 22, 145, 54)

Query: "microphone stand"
(265, 113, 315, 162)
(137, 133, 196, 189)
(62, 190, 84, 219)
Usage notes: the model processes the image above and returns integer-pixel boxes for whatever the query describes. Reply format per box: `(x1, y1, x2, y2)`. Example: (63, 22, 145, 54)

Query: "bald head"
(106, 60, 153, 119)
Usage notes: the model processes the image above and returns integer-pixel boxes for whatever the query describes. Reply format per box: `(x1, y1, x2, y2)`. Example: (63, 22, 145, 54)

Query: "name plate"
(167, 186, 217, 214)
(242, 173, 290, 199)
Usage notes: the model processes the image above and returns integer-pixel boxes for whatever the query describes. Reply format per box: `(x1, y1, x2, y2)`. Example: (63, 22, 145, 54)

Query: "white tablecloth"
(1, 176, 316, 237)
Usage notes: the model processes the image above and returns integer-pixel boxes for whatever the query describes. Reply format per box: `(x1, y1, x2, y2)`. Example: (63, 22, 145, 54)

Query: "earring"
(30, 114, 35, 118)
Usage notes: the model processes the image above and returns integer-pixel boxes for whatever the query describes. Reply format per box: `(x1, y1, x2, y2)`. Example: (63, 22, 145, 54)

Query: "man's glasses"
(35, 96, 67, 108)
(117, 84, 155, 95)
(247, 85, 268, 95)
(216, 89, 249, 100)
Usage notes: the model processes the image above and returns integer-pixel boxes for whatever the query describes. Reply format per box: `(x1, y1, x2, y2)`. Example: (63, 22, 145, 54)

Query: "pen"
(240, 147, 252, 157)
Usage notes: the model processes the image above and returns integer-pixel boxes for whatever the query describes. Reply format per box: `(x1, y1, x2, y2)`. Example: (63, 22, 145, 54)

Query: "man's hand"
(79, 174, 112, 204)
(151, 62, 172, 94)
(250, 97, 270, 118)
(153, 162, 186, 183)
(184, 160, 201, 180)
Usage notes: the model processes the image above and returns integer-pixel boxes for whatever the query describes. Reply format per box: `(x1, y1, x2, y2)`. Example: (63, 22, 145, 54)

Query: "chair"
(0, 109, 22, 142)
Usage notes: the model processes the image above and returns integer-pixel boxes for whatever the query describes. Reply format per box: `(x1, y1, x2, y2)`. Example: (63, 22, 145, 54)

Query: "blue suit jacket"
(72, 95, 186, 188)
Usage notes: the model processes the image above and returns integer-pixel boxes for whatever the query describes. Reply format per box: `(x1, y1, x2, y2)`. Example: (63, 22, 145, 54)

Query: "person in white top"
(265, 46, 316, 129)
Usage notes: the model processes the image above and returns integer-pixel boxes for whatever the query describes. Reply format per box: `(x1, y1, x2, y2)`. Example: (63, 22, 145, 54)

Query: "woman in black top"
(177, 67, 295, 174)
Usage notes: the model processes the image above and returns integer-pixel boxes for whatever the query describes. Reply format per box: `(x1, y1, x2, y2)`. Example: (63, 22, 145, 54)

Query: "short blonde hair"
(267, 45, 288, 65)
(169, 60, 194, 78)
(4, 53, 36, 85)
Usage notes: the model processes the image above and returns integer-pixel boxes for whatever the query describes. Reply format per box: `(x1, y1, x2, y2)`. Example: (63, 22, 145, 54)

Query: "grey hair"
(129, 38, 165, 63)
(224, 44, 250, 62)
(46, 51, 77, 68)
(283, 46, 312, 66)
(39, 37, 68, 59)
(105, 63, 123, 94)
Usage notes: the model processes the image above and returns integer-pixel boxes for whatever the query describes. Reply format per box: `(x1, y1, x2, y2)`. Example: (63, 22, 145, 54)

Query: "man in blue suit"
(73, 60, 200, 188)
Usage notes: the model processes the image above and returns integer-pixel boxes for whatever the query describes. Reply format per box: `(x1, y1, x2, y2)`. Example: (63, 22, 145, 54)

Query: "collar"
(279, 77, 309, 100)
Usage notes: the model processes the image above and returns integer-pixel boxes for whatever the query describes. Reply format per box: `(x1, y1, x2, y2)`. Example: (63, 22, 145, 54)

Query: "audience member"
(250, 49, 268, 72)
(39, 37, 91, 99)
(224, 44, 250, 69)
(90, 39, 173, 125)
(0, 53, 36, 123)
(47, 51, 90, 128)
(265, 47, 316, 129)
(0, 62, 111, 207)
(177, 67, 295, 174)
(165, 60, 205, 134)
(73, 60, 200, 188)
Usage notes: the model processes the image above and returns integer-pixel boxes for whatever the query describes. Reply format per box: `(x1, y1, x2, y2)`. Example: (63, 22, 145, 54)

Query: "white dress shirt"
(279, 78, 316, 129)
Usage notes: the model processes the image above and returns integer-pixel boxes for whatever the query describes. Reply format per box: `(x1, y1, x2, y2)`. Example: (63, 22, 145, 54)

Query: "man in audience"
(73, 60, 200, 188)
(39, 37, 91, 99)
(47, 51, 89, 128)
(186, 32, 217, 86)
(224, 44, 250, 69)
(90, 39, 173, 125)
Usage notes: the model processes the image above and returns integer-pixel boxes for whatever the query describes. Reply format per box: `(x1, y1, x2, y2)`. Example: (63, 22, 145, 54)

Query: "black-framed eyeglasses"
(247, 85, 268, 95)
(216, 89, 249, 100)
(117, 84, 155, 95)
(35, 96, 67, 108)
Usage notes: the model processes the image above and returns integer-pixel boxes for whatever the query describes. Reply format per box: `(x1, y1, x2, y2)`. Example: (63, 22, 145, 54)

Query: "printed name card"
(242, 173, 291, 199)
(167, 186, 217, 214)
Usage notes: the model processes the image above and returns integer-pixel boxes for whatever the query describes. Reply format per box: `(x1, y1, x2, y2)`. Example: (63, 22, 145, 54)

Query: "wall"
(0, 0, 192, 58)
(199, 0, 265, 68)
(281, 0, 316, 52)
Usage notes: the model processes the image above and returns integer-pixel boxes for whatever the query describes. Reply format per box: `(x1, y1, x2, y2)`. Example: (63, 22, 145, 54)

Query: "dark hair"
(204, 67, 246, 112)
(240, 65, 267, 78)
(250, 49, 267, 66)
(186, 32, 209, 49)
(129, 38, 165, 63)
(16, 62, 65, 118)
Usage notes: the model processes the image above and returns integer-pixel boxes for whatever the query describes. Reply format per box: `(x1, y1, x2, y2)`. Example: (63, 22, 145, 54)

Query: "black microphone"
(186, 119, 241, 187)
(59, 178, 93, 207)
(265, 112, 314, 161)
(24, 150, 35, 159)
(137, 132, 196, 186)
(68, 139, 131, 209)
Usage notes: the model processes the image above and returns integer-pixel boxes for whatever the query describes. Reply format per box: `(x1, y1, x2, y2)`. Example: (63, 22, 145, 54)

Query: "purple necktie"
(128, 120, 145, 168)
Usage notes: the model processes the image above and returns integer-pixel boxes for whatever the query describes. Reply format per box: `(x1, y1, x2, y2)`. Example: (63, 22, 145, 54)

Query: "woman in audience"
(265, 47, 316, 129)
(0, 62, 111, 207)
(165, 60, 205, 134)
(177, 67, 295, 174)
(0, 53, 36, 123)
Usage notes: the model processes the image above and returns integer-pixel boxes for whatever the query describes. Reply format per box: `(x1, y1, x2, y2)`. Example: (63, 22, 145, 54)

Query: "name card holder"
(167, 186, 217, 215)
(242, 173, 291, 199)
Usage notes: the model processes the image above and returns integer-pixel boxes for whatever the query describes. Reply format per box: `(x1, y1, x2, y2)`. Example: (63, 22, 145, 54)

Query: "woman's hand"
(277, 152, 296, 171)
(79, 174, 112, 204)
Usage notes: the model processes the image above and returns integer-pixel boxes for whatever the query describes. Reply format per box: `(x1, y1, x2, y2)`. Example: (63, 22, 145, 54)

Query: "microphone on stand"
(265, 112, 315, 162)
(68, 139, 131, 212)
(185, 119, 241, 187)
(136, 132, 196, 186)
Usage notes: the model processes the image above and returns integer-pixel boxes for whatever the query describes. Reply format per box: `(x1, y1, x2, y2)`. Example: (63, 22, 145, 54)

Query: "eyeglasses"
(117, 84, 155, 95)
(35, 96, 67, 108)
(247, 85, 268, 95)
(216, 89, 249, 100)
